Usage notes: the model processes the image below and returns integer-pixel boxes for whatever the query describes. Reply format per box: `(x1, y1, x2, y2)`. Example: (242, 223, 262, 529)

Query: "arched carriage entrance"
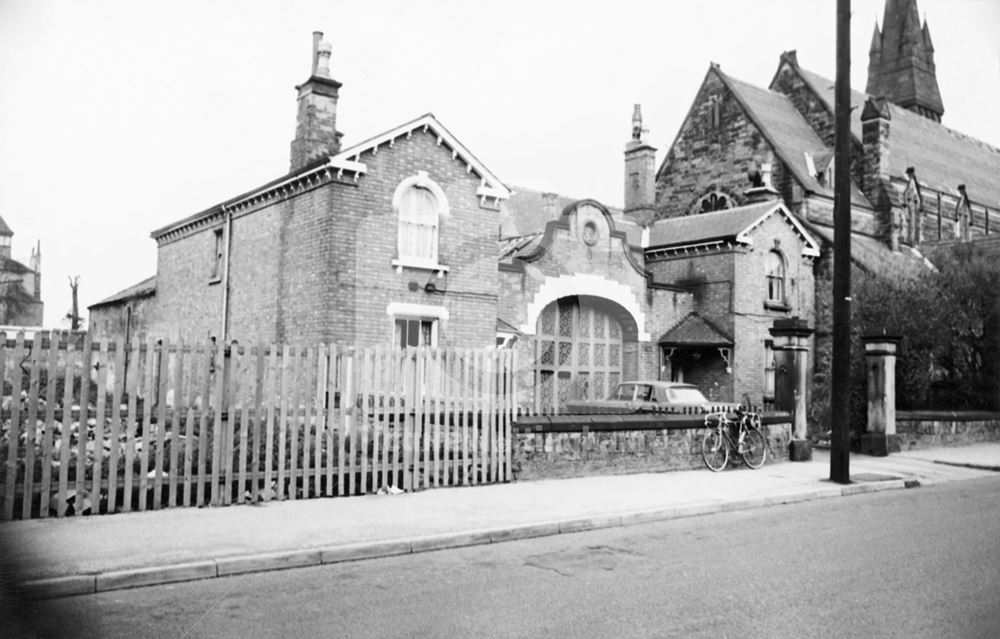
(533, 295, 636, 413)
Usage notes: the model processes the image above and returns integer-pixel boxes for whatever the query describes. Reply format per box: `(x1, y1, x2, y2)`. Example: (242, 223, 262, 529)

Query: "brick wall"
(151, 224, 226, 341)
(344, 131, 499, 350)
(150, 129, 499, 349)
(89, 295, 157, 343)
(498, 202, 696, 404)
(646, 211, 816, 405)
(732, 212, 816, 405)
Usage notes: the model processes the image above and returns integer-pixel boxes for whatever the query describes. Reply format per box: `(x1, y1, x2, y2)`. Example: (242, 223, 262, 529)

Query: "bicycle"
(701, 408, 767, 471)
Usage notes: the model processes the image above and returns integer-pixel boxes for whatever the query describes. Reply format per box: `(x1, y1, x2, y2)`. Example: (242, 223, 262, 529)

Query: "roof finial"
(631, 104, 644, 142)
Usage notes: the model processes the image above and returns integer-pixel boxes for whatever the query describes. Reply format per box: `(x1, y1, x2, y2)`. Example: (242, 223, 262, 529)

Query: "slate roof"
(658, 312, 732, 346)
(805, 224, 932, 280)
(926, 235, 1000, 264)
(499, 186, 630, 240)
(499, 188, 578, 239)
(721, 70, 871, 208)
(498, 233, 543, 264)
(89, 275, 157, 309)
(498, 188, 642, 266)
(496, 317, 521, 334)
(1, 258, 32, 275)
(795, 66, 1000, 206)
(647, 201, 776, 248)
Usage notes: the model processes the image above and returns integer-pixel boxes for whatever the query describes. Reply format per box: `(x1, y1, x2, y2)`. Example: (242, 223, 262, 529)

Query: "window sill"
(392, 259, 449, 277)
(764, 301, 790, 312)
(208, 276, 222, 286)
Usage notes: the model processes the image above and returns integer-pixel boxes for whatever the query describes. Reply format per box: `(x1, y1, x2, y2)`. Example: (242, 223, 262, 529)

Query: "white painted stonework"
(520, 273, 650, 340)
(386, 302, 449, 323)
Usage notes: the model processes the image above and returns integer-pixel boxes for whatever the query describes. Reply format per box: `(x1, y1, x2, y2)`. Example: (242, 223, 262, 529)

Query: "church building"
(0, 213, 43, 328)
(90, 0, 999, 413)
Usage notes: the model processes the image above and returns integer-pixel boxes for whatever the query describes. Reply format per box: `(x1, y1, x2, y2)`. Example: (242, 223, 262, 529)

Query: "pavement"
(2, 442, 998, 600)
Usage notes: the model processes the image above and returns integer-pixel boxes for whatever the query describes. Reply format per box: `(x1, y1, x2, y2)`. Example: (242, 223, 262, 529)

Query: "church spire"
(866, 0, 944, 122)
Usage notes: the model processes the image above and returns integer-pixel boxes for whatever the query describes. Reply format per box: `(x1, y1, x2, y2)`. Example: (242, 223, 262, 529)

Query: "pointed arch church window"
(694, 191, 733, 214)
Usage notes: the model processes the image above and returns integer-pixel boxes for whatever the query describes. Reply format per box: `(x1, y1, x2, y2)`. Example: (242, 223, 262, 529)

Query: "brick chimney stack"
(289, 31, 343, 173)
(624, 104, 657, 224)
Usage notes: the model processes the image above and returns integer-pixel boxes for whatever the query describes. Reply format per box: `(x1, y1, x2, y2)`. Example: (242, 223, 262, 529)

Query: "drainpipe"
(220, 206, 233, 342)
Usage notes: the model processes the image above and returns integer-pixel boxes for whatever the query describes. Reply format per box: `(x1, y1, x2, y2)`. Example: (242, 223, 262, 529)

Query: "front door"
(534, 297, 623, 412)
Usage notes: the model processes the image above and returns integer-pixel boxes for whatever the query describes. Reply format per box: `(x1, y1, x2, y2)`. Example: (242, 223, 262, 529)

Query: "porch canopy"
(658, 312, 733, 348)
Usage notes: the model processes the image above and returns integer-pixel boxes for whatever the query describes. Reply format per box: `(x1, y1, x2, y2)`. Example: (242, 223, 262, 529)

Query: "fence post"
(859, 333, 903, 456)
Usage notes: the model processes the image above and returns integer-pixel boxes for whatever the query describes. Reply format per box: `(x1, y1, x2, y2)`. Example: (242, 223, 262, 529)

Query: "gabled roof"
(88, 275, 156, 310)
(0, 214, 12, 236)
(152, 113, 509, 241)
(647, 200, 820, 257)
(719, 69, 871, 208)
(658, 312, 732, 347)
(793, 65, 1000, 206)
(333, 113, 510, 202)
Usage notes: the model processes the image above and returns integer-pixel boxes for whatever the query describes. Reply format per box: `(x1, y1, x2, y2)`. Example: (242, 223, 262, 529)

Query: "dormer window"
(805, 152, 835, 188)
(392, 171, 450, 273)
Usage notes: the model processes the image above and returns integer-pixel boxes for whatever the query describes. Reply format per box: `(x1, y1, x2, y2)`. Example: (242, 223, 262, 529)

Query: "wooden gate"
(533, 296, 623, 413)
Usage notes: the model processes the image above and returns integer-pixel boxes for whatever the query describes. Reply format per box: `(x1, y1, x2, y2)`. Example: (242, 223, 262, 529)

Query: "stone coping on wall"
(514, 411, 792, 433)
(897, 410, 1000, 422)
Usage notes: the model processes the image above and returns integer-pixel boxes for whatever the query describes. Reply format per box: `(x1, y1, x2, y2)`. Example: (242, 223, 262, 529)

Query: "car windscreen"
(611, 384, 637, 400)
(666, 387, 709, 404)
(609, 384, 655, 401)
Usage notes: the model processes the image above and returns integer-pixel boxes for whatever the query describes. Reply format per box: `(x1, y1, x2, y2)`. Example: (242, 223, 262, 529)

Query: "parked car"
(564, 381, 730, 414)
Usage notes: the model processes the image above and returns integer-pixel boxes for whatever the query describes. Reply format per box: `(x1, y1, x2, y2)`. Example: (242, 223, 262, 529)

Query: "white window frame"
(387, 302, 449, 349)
(392, 171, 450, 274)
(394, 316, 438, 349)
(765, 250, 786, 305)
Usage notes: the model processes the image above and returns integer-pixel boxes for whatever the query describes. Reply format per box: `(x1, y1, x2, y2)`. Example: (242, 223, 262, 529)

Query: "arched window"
(693, 191, 733, 215)
(765, 250, 785, 305)
(394, 171, 448, 266)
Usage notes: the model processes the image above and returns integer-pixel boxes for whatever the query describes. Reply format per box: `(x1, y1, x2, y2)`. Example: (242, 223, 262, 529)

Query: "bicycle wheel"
(741, 428, 767, 469)
(702, 429, 728, 472)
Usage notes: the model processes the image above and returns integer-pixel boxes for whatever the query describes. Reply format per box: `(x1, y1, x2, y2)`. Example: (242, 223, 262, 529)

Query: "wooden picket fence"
(0, 332, 516, 521)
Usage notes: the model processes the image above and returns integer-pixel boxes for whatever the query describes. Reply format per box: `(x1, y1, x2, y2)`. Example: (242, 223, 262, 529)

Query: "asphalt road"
(8, 476, 1000, 638)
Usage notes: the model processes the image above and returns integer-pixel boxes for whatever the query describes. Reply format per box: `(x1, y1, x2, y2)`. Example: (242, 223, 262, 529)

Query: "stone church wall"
(655, 70, 786, 218)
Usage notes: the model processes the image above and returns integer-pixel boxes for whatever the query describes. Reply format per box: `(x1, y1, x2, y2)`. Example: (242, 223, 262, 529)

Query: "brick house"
(90, 0, 999, 412)
(91, 33, 508, 354)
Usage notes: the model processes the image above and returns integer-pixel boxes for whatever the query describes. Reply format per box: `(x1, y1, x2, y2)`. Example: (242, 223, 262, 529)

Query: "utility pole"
(830, 0, 852, 484)
(67, 276, 81, 331)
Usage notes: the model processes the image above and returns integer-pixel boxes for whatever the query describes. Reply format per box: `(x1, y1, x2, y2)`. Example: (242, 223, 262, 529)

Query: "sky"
(0, 0, 998, 329)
